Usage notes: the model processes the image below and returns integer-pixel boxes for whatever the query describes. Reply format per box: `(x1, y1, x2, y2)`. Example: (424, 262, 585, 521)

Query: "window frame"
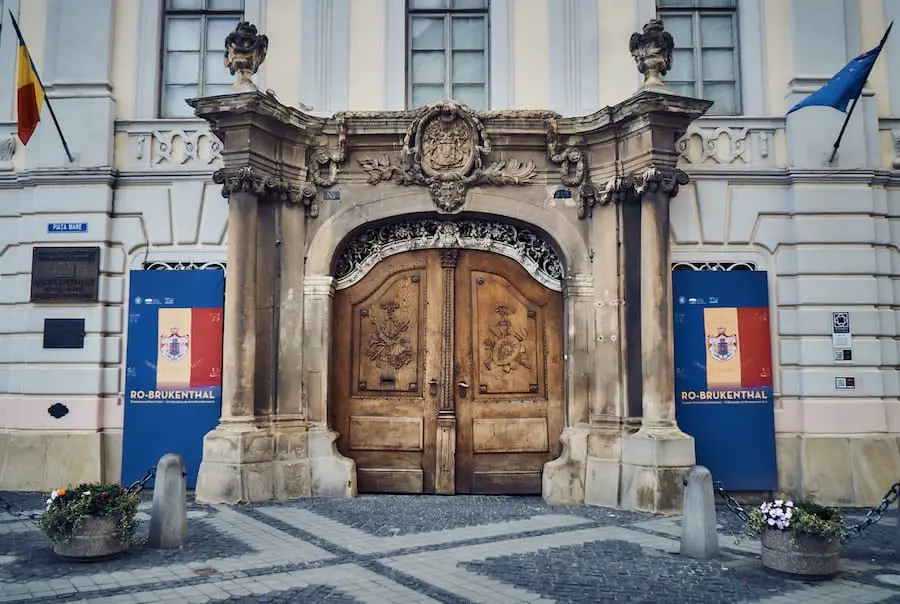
(158, 0, 245, 118)
(658, 0, 742, 115)
(406, 0, 491, 110)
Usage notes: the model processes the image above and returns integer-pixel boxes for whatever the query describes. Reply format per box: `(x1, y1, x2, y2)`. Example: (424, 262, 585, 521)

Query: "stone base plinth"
(619, 429, 695, 514)
(272, 421, 312, 500)
(542, 427, 589, 505)
(195, 422, 277, 504)
(584, 423, 631, 508)
(308, 427, 356, 498)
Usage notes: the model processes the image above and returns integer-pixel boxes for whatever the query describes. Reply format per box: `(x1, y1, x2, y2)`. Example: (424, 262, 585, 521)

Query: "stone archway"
(326, 216, 568, 495)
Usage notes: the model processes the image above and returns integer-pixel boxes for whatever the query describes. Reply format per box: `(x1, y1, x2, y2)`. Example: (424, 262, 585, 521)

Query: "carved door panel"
(454, 251, 565, 494)
(332, 250, 443, 493)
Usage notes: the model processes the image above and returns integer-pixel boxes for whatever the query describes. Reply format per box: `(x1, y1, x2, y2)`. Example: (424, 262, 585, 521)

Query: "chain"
(127, 467, 156, 495)
(0, 467, 156, 529)
(713, 481, 750, 523)
(842, 481, 900, 541)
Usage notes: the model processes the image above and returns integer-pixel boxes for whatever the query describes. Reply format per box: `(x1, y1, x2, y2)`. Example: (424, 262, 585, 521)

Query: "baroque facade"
(1, 0, 899, 510)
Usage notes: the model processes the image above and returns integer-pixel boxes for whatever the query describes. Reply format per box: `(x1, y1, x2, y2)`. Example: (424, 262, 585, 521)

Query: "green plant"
(38, 483, 140, 544)
(739, 497, 845, 545)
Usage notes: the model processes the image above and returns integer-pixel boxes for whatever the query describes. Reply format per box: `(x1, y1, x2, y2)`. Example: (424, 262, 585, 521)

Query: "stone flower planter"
(52, 515, 129, 562)
(760, 528, 840, 579)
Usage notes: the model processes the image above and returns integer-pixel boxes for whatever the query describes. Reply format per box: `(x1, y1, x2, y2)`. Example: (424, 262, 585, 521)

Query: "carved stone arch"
(331, 215, 567, 292)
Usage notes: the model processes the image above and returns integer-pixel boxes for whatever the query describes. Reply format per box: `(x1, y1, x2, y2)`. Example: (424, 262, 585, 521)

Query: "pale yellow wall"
(763, 0, 791, 115)
(861, 0, 890, 117)
(264, 0, 303, 110)
(20, 0, 47, 79)
(348, 0, 386, 111)
(111, 0, 139, 120)
(512, 0, 550, 109)
(597, 0, 637, 108)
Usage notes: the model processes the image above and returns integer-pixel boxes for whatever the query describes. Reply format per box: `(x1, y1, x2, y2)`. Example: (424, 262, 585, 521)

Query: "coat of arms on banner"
(160, 327, 190, 362)
(708, 327, 737, 362)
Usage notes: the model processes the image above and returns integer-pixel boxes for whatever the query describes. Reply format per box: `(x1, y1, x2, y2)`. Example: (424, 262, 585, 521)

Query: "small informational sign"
(833, 349, 852, 363)
(30, 246, 101, 303)
(832, 311, 852, 348)
(835, 376, 856, 390)
(47, 222, 88, 234)
(553, 189, 572, 199)
(323, 189, 341, 201)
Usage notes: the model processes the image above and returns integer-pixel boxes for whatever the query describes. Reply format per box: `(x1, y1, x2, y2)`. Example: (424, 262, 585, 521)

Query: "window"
(407, 0, 489, 110)
(657, 0, 741, 115)
(160, 0, 244, 118)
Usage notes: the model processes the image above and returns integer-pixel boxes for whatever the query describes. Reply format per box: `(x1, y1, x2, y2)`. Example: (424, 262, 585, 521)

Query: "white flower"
(767, 518, 776, 526)
(786, 501, 794, 507)
(774, 499, 783, 507)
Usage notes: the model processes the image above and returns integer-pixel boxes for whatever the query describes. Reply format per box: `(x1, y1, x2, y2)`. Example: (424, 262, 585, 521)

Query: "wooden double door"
(332, 249, 564, 495)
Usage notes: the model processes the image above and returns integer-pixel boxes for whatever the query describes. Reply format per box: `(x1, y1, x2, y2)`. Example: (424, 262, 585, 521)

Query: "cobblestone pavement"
(2, 491, 900, 603)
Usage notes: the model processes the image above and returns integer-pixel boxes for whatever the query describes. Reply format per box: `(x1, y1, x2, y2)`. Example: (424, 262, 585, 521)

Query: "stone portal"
(189, 17, 711, 513)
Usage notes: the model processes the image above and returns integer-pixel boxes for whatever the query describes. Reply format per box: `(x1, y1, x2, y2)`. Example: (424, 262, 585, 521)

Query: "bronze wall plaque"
(30, 246, 101, 303)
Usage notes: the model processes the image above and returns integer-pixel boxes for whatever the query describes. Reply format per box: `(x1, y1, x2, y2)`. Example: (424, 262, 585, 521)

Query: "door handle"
(429, 379, 439, 396)
(457, 381, 469, 399)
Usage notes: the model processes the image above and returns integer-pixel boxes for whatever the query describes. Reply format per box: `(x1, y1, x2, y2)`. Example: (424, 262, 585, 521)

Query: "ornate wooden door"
(332, 250, 443, 493)
(454, 251, 564, 494)
(332, 248, 564, 495)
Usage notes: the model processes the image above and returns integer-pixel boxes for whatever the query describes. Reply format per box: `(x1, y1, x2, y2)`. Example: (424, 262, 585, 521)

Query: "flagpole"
(827, 21, 893, 165)
(7, 10, 73, 163)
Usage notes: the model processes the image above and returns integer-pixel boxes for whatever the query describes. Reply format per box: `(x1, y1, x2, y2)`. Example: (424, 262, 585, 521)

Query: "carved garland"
(357, 100, 537, 214)
(333, 218, 565, 292)
(546, 118, 601, 219)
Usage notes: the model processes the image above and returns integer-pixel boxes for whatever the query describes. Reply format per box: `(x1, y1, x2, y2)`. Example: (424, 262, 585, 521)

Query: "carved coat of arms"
(707, 327, 737, 362)
(357, 100, 537, 214)
(160, 327, 190, 362)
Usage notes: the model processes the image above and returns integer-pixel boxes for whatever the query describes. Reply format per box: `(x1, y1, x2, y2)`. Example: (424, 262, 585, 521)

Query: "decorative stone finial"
(629, 18, 674, 89)
(224, 22, 269, 92)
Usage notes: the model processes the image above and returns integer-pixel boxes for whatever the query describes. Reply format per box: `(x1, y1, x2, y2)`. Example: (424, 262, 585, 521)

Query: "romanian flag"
(703, 307, 772, 390)
(157, 308, 223, 391)
(15, 37, 43, 145)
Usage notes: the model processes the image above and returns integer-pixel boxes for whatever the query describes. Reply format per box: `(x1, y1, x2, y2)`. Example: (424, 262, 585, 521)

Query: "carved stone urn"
(224, 21, 269, 92)
(629, 18, 674, 89)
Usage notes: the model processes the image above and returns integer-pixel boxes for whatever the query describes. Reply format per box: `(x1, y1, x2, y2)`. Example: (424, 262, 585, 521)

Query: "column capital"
(213, 165, 319, 217)
(633, 165, 690, 198)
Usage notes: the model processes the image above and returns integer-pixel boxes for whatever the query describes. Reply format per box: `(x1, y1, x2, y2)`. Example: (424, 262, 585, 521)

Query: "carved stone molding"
(676, 123, 776, 166)
(309, 114, 346, 189)
(546, 118, 598, 219)
(629, 18, 674, 89)
(633, 166, 689, 198)
(212, 165, 319, 216)
(357, 100, 537, 214)
(0, 135, 15, 171)
(333, 218, 564, 291)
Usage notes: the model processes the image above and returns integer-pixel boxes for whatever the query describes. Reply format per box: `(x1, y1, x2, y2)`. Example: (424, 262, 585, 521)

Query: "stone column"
(272, 200, 312, 499)
(619, 167, 696, 514)
(195, 168, 276, 505)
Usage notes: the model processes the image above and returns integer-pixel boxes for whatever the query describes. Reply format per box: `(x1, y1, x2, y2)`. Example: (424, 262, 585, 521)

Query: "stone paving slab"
(2, 491, 900, 603)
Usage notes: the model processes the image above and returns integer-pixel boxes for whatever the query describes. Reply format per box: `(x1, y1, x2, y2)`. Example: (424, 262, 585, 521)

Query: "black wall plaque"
(31, 246, 101, 302)
(43, 318, 86, 349)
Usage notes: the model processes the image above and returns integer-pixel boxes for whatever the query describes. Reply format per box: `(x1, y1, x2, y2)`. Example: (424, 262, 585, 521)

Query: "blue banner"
(673, 270, 778, 491)
(122, 270, 225, 488)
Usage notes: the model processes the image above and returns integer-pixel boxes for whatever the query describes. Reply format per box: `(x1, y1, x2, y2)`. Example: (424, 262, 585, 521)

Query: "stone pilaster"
(303, 276, 356, 498)
(619, 167, 696, 514)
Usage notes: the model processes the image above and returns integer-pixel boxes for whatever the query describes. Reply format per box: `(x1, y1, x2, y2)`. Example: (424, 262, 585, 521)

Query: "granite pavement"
(2, 491, 900, 603)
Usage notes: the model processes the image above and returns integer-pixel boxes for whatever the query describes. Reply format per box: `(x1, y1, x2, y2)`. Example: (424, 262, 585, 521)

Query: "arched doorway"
(330, 219, 566, 495)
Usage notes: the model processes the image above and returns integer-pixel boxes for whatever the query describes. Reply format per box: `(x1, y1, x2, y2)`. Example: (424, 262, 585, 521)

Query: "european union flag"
(788, 22, 892, 115)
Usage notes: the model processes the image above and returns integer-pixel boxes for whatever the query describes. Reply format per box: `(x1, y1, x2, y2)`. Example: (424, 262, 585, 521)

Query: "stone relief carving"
(357, 100, 537, 214)
(630, 18, 674, 89)
(0, 135, 16, 169)
(333, 218, 564, 292)
(224, 22, 268, 92)
(483, 305, 530, 374)
(634, 166, 690, 197)
(212, 165, 319, 216)
(308, 114, 346, 189)
(676, 125, 774, 165)
(547, 118, 600, 219)
(153, 130, 223, 165)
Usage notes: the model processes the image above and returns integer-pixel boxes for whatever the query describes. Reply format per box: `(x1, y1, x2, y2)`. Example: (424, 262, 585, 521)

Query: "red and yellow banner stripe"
(156, 308, 223, 389)
(703, 307, 772, 389)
